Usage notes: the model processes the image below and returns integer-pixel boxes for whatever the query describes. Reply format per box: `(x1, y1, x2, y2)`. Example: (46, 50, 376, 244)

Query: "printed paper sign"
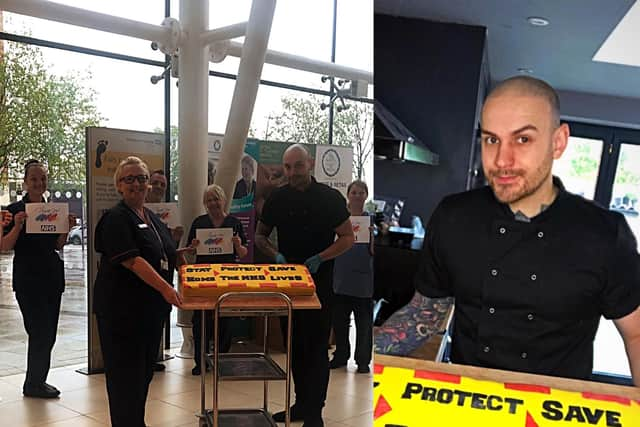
(374, 363, 640, 426)
(196, 228, 233, 255)
(26, 203, 69, 234)
(351, 216, 371, 243)
(145, 203, 180, 229)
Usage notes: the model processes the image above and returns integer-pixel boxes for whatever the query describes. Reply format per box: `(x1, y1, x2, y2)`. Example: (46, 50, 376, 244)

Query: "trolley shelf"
(216, 353, 286, 381)
(204, 409, 277, 427)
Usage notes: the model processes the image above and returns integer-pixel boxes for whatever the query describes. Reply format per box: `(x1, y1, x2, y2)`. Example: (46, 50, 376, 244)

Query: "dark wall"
(374, 14, 487, 226)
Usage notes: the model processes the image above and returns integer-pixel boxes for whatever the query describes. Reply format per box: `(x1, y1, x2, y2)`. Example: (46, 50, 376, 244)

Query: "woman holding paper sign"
(329, 180, 375, 374)
(181, 184, 247, 375)
(1, 159, 75, 398)
(93, 156, 183, 427)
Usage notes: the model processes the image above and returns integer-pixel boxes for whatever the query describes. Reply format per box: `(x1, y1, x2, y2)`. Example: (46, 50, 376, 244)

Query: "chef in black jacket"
(93, 156, 182, 427)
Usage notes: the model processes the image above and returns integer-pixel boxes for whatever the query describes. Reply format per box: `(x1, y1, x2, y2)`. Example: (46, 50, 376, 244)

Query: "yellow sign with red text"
(373, 364, 640, 427)
(180, 264, 315, 297)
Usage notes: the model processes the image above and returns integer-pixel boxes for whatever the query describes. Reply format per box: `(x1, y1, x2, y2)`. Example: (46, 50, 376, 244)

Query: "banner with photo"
(207, 136, 259, 263)
(86, 127, 165, 373)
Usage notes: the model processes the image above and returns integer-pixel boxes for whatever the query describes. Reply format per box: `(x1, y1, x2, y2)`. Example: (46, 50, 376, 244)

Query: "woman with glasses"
(93, 156, 183, 426)
(1, 159, 75, 398)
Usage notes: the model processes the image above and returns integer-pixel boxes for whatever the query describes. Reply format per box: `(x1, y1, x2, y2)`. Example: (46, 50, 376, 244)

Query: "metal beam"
(0, 0, 172, 46)
(200, 21, 247, 46)
(225, 40, 373, 84)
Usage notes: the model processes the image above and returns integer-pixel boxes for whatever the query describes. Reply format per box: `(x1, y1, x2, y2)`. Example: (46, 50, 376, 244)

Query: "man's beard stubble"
(487, 159, 552, 205)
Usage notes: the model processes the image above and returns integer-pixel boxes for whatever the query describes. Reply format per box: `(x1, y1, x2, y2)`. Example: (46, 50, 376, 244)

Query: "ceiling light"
(517, 68, 533, 74)
(527, 17, 549, 27)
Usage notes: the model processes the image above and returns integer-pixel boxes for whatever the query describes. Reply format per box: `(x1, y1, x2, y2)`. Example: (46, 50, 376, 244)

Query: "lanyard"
(127, 205, 169, 268)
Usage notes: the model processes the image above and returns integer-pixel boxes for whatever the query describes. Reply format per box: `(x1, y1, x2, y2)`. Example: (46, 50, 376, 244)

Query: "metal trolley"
(198, 292, 293, 427)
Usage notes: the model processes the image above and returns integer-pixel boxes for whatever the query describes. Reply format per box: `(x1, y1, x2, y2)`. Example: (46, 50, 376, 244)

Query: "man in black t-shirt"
(375, 76, 640, 385)
(255, 144, 354, 427)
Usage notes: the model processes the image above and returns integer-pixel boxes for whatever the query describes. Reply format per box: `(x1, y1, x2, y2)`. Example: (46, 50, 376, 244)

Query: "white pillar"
(178, 0, 209, 233)
(215, 0, 277, 209)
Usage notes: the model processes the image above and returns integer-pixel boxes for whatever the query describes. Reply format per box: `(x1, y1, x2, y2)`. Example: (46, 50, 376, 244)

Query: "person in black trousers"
(93, 156, 183, 426)
(180, 184, 247, 375)
(329, 180, 374, 374)
(1, 159, 75, 398)
(255, 144, 354, 427)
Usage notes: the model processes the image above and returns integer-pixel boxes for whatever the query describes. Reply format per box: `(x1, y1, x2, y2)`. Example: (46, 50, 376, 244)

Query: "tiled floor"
(0, 354, 373, 426)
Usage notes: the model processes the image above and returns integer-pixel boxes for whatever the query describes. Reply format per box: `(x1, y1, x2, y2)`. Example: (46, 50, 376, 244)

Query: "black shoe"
(273, 405, 306, 422)
(302, 415, 324, 427)
(153, 362, 166, 372)
(23, 383, 60, 398)
(357, 365, 370, 374)
(192, 365, 201, 376)
(43, 383, 60, 393)
(329, 358, 347, 369)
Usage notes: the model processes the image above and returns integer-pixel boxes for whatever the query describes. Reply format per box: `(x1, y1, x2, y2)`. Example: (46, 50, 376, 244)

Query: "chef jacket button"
(521, 352, 528, 359)
(499, 227, 506, 234)
(537, 231, 544, 238)
(530, 274, 537, 281)
(489, 307, 495, 314)
(483, 346, 491, 353)
(527, 313, 534, 321)
(491, 269, 498, 276)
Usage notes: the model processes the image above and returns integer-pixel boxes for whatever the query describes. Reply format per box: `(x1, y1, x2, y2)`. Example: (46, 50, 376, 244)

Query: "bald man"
(255, 144, 354, 427)
(375, 76, 640, 385)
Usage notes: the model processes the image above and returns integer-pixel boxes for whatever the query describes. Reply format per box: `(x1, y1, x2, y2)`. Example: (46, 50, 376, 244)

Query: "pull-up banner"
(374, 364, 640, 426)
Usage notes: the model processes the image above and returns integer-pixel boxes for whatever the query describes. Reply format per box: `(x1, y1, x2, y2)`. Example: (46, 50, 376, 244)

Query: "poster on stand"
(86, 127, 165, 373)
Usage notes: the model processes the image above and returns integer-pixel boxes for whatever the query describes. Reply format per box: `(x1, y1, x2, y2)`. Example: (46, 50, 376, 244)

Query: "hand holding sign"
(1, 210, 12, 228)
(13, 211, 27, 229)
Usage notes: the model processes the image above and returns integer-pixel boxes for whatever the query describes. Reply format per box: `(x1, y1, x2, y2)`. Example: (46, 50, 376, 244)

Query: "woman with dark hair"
(93, 156, 183, 426)
(1, 159, 75, 398)
(329, 180, 375, 373)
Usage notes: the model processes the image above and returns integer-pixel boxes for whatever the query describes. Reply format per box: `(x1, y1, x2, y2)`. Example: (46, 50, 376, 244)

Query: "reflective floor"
(0, 354, 373, 426)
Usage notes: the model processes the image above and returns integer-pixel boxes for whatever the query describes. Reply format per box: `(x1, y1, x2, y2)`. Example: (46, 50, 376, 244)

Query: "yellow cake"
(180, 264, 316, 298)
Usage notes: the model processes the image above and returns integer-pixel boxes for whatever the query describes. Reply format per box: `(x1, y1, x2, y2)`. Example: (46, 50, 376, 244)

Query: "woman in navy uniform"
(93, 156, 182, 426)
(1, 159, 75, 398)
(182, 184, 247, 375)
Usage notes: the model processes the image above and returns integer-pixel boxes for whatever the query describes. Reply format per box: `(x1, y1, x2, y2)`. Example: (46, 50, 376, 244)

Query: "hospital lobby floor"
(0, 354, 373, 426)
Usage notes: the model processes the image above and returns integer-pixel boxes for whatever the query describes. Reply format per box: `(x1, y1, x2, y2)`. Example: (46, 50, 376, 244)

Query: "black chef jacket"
(260, 177, 350, 276)
(93, 200, 177, 322)
(4, 195, 65, 294)
(416, 177, 640, 380)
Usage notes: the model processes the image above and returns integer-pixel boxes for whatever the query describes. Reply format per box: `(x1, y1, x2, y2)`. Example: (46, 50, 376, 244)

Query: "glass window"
(335, 0, 373, 72)
(609, 143, 640, 238)
(3, 1, 166, 61)
(593, 143, 640, 379)
(551, 136, 603, 200)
